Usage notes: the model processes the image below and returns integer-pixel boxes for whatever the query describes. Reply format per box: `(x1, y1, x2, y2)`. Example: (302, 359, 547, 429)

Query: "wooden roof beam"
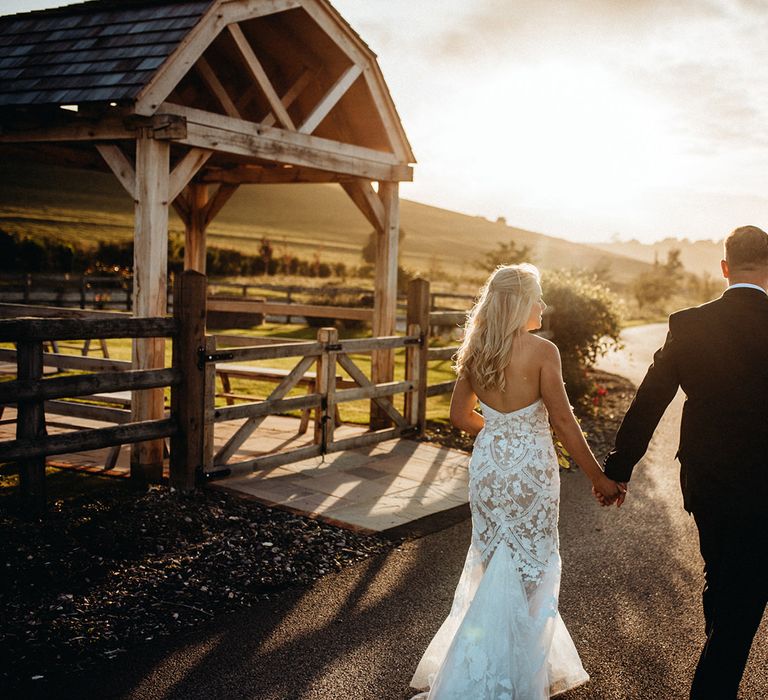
(0, 114, 186, 144)
(0, 119, 136, 144)
(95, 143, 135, 199)
(262, 68, 315, 128)
(172, 190, 192, 225)
(180, 121, 408, 180)
(196, 56, 242, 119)
(134, 0, 301, 117)
(227, 23, 296, 131)
(202, 164, 354, 184)
(299, 0, 409, 161)
(161, 102, 412, 181)
(222, 0, 301, 24)
(169, 148, 213, 202)
(300, 0, 367, 65)
(299, 63, 362, 135)
(341, 180, 385, 233)
(203, 183, 239, 227)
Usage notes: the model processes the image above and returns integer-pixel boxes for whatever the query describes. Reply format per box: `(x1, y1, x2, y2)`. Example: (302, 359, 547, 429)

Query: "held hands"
(591, 475, 627, 508)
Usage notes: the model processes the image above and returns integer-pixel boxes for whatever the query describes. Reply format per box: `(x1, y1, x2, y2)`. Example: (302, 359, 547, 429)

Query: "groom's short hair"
(724, 225, 768, 271)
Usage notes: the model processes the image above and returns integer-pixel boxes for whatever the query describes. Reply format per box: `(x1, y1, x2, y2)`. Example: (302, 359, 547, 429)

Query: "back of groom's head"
(724, 225, 768, 272)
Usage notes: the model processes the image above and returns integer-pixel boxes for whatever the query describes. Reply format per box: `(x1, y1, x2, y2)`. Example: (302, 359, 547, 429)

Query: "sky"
(5, 0, 768, 243)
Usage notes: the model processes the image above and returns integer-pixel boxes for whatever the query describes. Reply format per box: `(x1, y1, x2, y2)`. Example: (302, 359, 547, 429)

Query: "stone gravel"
(0, 485, 393, 690)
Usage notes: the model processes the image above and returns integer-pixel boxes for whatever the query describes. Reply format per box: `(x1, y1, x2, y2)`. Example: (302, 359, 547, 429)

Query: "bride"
(410, 263, 624, 699)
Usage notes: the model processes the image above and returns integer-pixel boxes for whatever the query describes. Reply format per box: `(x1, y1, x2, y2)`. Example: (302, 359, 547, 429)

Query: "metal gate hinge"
(197, 347, 234, 370)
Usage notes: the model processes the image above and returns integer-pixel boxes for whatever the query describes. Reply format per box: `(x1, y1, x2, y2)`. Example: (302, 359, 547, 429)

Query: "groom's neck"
(727, 273, 768, 290)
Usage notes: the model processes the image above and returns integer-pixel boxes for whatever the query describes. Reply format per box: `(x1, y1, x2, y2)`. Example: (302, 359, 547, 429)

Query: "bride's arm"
(539, 340, 624, 504)
(449, 375, 484, 436)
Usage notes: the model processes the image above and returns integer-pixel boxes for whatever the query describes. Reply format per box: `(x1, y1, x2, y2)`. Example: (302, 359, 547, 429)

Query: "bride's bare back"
(470, 333, 546, 413)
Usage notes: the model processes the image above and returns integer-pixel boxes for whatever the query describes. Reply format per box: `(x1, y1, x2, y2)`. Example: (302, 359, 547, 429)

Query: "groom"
(601, 225, 768, 700)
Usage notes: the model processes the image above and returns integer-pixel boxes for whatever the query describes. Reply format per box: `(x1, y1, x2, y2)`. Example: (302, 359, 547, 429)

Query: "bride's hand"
(592, 475, 625, 507)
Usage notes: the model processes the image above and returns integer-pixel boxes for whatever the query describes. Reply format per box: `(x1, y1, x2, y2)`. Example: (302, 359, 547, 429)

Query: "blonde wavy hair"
(454, 263, 541, 392)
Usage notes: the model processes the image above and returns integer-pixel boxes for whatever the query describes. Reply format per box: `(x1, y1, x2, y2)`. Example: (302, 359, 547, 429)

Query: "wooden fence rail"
(0, 271, 208, 514)
(1, 274, 544, 512)
(207, 297, 373, 322)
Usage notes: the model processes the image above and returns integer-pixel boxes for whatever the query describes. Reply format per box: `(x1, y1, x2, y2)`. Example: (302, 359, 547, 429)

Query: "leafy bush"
(1, 229, 346, 279)
(542, 270, 623, 399)
(0, 229, 82, 272)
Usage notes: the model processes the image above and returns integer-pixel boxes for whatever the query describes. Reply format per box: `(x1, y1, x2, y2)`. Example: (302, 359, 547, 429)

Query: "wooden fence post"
(170, 270, 207, 491)
(407, 278, 430, 436)
(202, 335, 216, 473)
(314, 327, 338, 451)
(405, 322, 423, 432)
(16, 340, 46, 515)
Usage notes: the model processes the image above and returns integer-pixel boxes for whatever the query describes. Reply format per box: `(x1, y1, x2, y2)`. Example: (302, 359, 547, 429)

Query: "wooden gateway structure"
(0, 0, 415, 481)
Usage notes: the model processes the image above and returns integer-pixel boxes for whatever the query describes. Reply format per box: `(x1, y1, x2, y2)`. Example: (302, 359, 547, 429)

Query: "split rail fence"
(1, 274, 476, 514)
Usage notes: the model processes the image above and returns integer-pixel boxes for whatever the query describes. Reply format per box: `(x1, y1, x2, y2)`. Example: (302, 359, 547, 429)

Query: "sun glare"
(473, 62, 680, 213)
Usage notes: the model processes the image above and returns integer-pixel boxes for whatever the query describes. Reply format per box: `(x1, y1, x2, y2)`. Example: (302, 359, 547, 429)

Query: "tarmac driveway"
(40, 324, 768, 699)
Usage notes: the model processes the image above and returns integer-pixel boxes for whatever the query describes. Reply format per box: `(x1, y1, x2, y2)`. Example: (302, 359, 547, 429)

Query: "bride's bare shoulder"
(527, 333, 559, 358)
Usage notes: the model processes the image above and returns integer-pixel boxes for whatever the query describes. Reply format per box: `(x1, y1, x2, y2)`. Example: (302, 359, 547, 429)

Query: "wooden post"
(202, 335, 216, 474)
(406, 277, 430, 435)
(170, 270, 207, 491)
(17, 340, 46, 515)
(370, 180, 399, 429)
(404, 322, 422, 432)
(131, 131, 170, 484)
(184, 183, 208, 272)
(314, 327, 338, 450)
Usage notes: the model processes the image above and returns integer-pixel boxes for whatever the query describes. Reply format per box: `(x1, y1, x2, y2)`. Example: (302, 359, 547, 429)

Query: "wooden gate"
(200, 323, 424, 479)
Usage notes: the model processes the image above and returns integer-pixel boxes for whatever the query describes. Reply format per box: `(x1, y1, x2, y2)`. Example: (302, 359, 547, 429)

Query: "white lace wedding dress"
(410, 399, 589, 699)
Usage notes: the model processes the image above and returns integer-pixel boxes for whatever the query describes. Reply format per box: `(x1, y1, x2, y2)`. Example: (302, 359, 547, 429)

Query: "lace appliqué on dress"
(410, 399, 589, 699)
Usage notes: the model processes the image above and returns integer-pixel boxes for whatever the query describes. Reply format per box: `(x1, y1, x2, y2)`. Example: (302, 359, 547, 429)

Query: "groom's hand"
(615, 482, 628, 507)
(592, 480, 627, 507)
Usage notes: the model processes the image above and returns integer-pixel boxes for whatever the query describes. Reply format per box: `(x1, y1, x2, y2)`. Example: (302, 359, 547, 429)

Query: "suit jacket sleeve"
(603, 324, 680, 483)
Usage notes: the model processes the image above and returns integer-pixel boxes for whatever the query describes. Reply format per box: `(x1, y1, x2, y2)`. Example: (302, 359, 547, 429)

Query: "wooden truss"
(0, 0, 414, 477)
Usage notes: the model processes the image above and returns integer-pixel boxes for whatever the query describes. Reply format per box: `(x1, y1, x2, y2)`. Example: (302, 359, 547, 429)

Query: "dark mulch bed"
(0, 369, 635, 690)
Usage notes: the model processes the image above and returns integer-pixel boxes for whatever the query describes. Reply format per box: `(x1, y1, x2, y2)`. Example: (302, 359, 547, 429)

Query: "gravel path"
(10, 324, 768, 699)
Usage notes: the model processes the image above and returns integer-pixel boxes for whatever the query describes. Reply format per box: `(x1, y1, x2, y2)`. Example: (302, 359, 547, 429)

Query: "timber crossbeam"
(0, 317, 177, 342)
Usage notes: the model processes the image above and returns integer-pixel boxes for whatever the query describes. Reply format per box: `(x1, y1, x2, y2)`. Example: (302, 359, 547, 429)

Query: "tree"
(475, 239, 533, 272)
(632, 248, 684, 309)
(361, 227, 406, 264)
(259, 237, 273, 276)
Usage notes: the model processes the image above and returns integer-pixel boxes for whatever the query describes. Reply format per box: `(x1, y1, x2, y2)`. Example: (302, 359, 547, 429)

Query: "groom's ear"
(721, 259, 729, 279)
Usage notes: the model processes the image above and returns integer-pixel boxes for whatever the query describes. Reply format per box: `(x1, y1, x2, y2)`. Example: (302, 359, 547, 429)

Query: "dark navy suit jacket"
(603, 286, 768, 514)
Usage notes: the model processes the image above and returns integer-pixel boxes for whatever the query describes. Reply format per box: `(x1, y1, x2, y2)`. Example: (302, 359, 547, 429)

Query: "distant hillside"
(593, 238, 724, 278)
(0, 160, 653, 285)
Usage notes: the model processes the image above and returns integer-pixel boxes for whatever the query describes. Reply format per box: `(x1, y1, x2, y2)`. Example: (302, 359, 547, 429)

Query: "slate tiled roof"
(0, 0, 213, 106)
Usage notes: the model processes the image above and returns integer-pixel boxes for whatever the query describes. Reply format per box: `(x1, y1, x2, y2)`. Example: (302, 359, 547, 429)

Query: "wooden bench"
(215, 364, 351, 434)
(44, 338, 110, 358)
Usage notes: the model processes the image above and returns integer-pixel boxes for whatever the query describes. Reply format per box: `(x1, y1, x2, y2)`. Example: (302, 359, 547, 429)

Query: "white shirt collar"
(728, 282, 767, 294)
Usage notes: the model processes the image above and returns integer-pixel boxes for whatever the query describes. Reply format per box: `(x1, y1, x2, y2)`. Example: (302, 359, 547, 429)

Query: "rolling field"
(0, 159, 653, 286)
